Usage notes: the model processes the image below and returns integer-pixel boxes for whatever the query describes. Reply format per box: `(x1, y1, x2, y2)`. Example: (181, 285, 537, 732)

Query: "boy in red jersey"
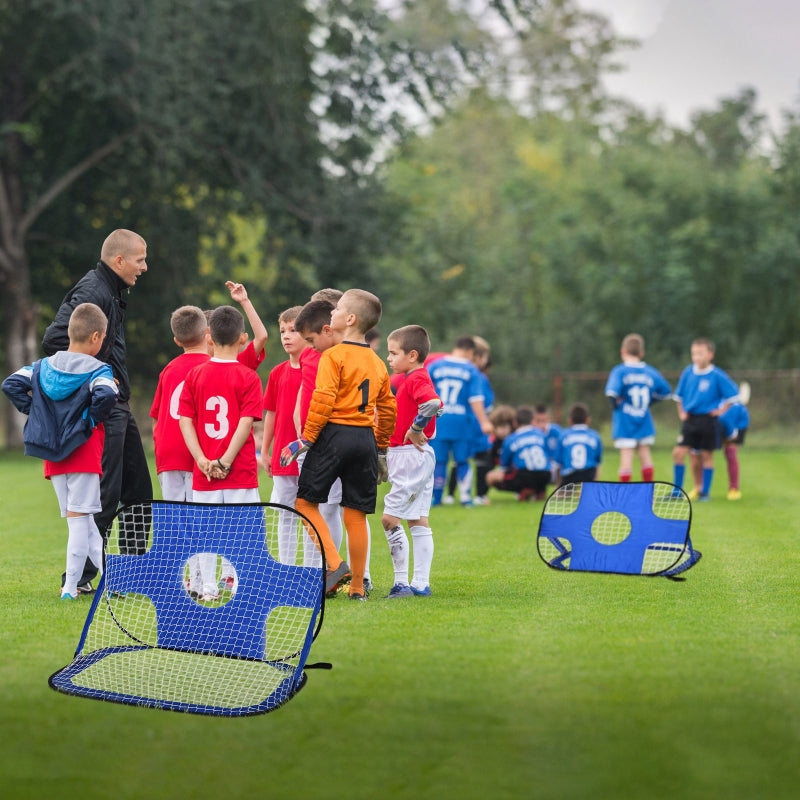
(2, 303, 118, 599)
(281, 289, 397, 600)
(382, 325, 442, 598)
(179, 306, 263, 599)
(260, 305, 311, 564)
(205, 280, 269, 371)
(152, 282, 269, 502)
(150, 305, 210, 502)
(293, 299, 346, 569)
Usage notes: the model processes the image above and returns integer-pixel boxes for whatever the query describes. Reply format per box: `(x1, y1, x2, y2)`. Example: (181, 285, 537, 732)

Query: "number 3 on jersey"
(204, 396, 230, 440)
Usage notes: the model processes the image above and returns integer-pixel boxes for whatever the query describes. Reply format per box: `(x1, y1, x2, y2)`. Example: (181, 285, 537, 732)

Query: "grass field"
(1, 444, 799, 799)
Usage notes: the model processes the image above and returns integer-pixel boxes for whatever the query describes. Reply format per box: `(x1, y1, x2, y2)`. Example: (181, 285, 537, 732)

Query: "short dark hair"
(454, 335, 476, 352)
(68, 303, 107, 343)
(365, 328, 381, 344)
(170, 305, 207, 346)
(621, 333, 644, 358)
(692, 337, 715, 352)
(388, 325, 430, 362)
(208, 305, 244, 346)
(295, 299, 334, 334)
(515, 405, 535, 427)
(569, 402, 589, 425)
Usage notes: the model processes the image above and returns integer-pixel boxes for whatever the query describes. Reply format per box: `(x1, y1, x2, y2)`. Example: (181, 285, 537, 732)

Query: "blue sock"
(702, 467, 713, 496)
(673, 464, 685, 488)
(432, 462, 447, 505)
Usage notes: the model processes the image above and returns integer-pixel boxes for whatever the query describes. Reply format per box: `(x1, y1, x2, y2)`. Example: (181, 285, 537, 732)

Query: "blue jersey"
(719, 403, 750, 439)
(541, 423, 562, 467)
(605, 361, 672, 441)
(558, 425, 603, 476)
(428, 356, 485, 441)
(468, 371, 494, 454)
(499, 425, 550, 472)
(674, 364, 739, 415)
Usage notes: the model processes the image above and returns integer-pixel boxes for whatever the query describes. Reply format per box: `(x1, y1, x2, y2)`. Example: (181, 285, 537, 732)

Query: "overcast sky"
(583, 0, 800, 130)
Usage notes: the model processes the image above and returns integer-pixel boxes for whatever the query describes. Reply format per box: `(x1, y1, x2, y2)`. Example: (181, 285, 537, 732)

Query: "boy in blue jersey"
(718, 400, 749, 501)
(557, 403, 603, 485)
(672, 338, 740, 501)
(533, 403, 562, 495)
(605, 333, 672, 482)
(486, 405, 551, 499)
(428, 336, 492, 506)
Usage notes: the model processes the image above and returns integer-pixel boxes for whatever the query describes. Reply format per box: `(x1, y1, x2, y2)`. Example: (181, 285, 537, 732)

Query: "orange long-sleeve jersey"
(302, 341, 396, 449)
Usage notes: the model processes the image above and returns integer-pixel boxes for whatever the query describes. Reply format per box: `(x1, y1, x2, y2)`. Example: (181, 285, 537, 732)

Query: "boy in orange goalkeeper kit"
(281, 289, 397, 600)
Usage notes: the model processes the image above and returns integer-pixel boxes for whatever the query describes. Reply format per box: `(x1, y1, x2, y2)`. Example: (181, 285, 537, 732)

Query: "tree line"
(2, 0, 799, 446)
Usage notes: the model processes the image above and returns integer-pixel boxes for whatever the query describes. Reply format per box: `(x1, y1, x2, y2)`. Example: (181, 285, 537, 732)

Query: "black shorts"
(497, 469, 550, 493)
(726, 429, 747, 446)
(560, 468, 597, 486)
(677, 414, 721, 452)
(297, 423, 378, 513)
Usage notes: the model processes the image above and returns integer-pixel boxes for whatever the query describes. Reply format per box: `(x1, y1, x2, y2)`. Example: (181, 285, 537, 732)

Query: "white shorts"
(158, 470, 194, 501)
(270, 474, 299, 507)
(614, 436, 655, 449)
(383, 445, 435, 520)
(192, 488, 261, 504)
(50, 473, 102, 517)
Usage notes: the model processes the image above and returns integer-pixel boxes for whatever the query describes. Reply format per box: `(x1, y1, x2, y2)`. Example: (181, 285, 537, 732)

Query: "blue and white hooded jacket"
(2, 351, 118, 461)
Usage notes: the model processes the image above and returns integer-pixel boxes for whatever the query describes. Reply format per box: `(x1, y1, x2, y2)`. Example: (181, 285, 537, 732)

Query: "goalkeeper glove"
(376, 449, 389, 483)
(280, 438, 311, 466)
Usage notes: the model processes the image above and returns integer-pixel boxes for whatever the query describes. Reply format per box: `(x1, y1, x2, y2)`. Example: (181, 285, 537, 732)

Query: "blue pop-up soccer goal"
(49, 501, 327, 716)
(537, 481, 701, 578)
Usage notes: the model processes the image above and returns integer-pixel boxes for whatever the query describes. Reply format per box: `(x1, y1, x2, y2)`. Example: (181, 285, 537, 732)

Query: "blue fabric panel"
(105, 503, 321, 660)
(539, 483, 689, 574)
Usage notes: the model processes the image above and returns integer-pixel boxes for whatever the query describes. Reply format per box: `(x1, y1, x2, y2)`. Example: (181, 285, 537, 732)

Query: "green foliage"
(374, 84, 800, 372)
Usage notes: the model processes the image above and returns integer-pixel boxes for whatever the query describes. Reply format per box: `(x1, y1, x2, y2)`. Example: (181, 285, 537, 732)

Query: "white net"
(49, 502, 326, 716)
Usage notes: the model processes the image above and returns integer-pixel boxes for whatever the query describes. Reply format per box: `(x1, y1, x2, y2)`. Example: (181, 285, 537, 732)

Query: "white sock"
(187, 554, 203, 594)
(64, 516, 90, 596)
(385, 525, 409, 585)
(410, 525, 434, 590)
(364, 518, 372, 582)
(457, 467, 473, 503)
(320, 502, 343, 551)
(199, 552, 218, 594)
(87, 516, 104, 575)
(277, 508, 298, 565)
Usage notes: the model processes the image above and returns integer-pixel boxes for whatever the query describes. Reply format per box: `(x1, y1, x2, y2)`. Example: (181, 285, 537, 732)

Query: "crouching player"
(382, 325, 442, 598)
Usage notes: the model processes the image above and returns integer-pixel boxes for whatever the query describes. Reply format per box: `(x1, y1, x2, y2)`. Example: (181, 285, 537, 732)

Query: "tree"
(1, 0, 323, 445)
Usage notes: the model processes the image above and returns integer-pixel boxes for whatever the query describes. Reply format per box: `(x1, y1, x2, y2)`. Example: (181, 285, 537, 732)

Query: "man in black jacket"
(43, 229, 153, 591)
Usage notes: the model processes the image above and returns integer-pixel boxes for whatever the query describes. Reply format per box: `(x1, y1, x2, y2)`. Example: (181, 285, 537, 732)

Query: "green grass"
(1, 445, 799, 799)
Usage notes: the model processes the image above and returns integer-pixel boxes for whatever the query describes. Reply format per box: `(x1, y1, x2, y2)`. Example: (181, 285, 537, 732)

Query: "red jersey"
(262, 360, 302, 476)
(237, 341, 265, 371)
(390, 367, 440, 447)
(298, 346, 320, 425)
(44, 425, 105, 478)
(150, 352, 209, 473)
(390, 351, 447, 393)
(178, 359, 263, 490)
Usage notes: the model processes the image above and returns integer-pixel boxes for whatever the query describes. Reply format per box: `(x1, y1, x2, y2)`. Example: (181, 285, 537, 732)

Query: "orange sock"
(342, 507, 368, 595)
(295, 498, 341, 569)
